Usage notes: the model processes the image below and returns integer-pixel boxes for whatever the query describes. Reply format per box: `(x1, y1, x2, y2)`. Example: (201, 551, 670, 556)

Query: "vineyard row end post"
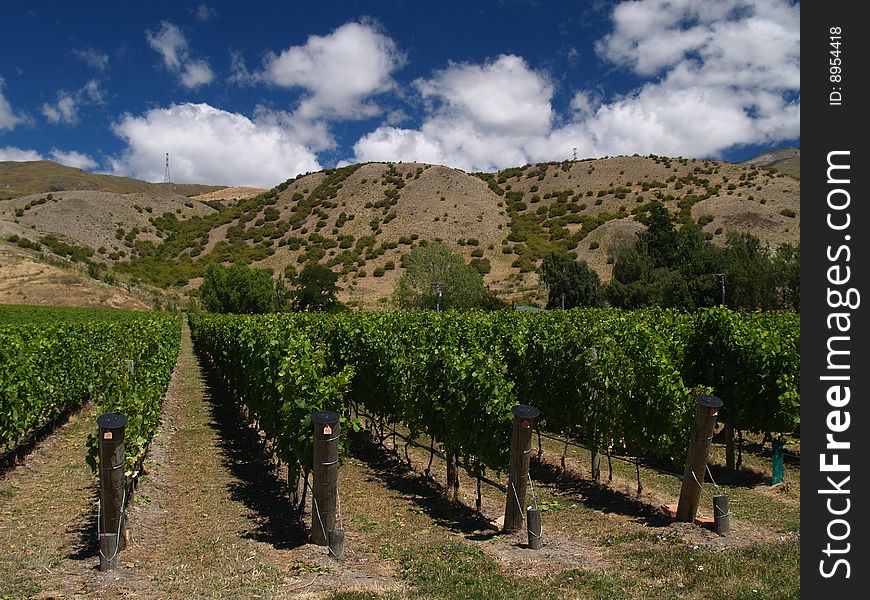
(311, 410, 340, 548)
(97, 412, 128, 572)
(676, 395, 723, 523)
(503, 404, 540, 532)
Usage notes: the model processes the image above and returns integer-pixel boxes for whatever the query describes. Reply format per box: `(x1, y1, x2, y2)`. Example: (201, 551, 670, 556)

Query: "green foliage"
(684, 308, 800, 436)
(189, 307, 798, 478)
(606, 207, 799, 311)
(199, 263, 277, 314)
(392, 241, 491, 310)
(189, 313, 353, 476)
(539, 253, 601, 309)
(0, 307, 180, 474)
(290, 263, 343, 312)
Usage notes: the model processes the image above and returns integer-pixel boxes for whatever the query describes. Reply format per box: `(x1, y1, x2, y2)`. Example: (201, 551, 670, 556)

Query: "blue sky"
(0, 0, 800, 187)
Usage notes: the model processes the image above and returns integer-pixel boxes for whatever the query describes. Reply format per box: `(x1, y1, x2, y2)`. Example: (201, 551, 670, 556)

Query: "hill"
(0, 160, 225, 200)
(741, 146, 800, 179)
(0, 154, 800, 308)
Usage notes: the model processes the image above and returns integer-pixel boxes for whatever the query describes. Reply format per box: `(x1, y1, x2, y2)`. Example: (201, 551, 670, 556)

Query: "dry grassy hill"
(0, 160, 225, 200)
(0, 154, 800, 308)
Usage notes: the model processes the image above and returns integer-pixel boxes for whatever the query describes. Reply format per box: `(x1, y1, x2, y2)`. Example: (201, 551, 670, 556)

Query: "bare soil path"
(0, 404, 99, 598)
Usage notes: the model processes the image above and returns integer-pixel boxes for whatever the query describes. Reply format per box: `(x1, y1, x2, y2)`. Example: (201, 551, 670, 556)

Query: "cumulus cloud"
(354, 54, 553, 171)
(146, 21, 214, 89)
(41, 80, 105, 126)
(73, 48, 109, 71)
(254, 20, 405, 120)
(109, 102, 321, 187)
(0, 78, 25, 131)
(50, 149, 98, 170)
(416, 55, 553, 137)
(0, 146, 43, 161)
(352, 0, 799, 169)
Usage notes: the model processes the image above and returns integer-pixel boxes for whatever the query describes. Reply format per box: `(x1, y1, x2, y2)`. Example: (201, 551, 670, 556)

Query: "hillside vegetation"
(0, 153, 799, 308)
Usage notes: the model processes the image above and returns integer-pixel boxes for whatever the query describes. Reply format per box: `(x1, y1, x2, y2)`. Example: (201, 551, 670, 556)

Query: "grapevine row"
(189, 308, 799, 486)
(0, 307, 181, 471)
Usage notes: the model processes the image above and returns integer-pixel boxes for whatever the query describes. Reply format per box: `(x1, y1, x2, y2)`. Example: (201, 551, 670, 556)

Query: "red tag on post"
(520, 419, 531, 429)
(323, 425, 332, 435)
(103, 431, 113, 440)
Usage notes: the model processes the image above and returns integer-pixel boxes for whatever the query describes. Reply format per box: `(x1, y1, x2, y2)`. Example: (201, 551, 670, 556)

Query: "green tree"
(392, 241, 492, 310)
(721, 232, 776, 310)
(539, 253, 601, 309)
(636, 202, 679, 269)
(772, 243, 800, 310)
(290, 263, 343, 312)
(198, 263, 276, 314)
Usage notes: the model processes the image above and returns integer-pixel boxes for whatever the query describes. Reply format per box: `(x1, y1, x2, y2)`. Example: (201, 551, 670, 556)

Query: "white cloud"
(596, 0, 799, 86)
(416, 55, 553, 137)
(0, 78, 25, 131)
(41, 80, 105, 126)
(42, 92, 79, 125)
(180, 60, 214, 89)
(256, 20, 405, 120)
(194, 4, 217, 21)
(73, 48, 109, 71)
(109, 102, 321, 187)
(353, 54, 555, 171)
(352, 0, 799, 169)
(0, 146, 43, 161)
(146, 21, 214, 89)
(50, 149, 98, 170)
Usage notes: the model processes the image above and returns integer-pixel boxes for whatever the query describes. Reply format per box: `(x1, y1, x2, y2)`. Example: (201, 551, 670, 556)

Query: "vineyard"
(0, 305, 800, 599)
(0, 305, 181, 471)
(190, 307, 799, 494)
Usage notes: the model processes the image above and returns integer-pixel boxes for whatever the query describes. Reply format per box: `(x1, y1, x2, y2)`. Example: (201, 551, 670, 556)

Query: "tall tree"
(290, 263, 343, 312)
(392, 241, 492, 310)
(539, 253, 601, 309)
(198, 262, 276, 314)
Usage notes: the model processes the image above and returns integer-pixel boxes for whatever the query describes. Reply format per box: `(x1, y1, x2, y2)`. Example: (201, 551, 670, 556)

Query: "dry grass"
(0, 244, 151, 310)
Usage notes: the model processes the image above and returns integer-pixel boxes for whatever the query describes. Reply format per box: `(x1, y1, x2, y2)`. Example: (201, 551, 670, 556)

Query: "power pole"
(164, 152, 172, 193)
(714, 273, 725, 306)
(432, 282, 444, 312)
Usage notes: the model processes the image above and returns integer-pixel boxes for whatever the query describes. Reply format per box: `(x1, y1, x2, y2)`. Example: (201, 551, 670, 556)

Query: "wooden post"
(676, 395, 723, 523)
(97, 413, 127, 572)
(311, 410, 340, 547)
(503, 404, 540, 532)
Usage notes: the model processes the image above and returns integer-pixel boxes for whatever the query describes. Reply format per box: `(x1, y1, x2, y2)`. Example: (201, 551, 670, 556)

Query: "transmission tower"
(572, 147, 578, 161)
(163, 152, 172, 192)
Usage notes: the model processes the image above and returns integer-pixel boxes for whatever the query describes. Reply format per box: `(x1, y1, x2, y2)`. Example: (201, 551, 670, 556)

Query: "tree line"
(541, 202, 799, 312)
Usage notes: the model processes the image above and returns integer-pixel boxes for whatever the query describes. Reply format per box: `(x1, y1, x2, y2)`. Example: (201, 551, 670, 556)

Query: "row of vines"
(190, 307, 799, 493)
(0, 306, 181, 471)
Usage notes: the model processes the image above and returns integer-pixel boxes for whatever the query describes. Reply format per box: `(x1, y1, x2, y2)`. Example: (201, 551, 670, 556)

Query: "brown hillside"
(0, 243, 150, 310)
(0, 160, 224, 200)
(191, 186, 265, 202)
(0, 190, 216, 260)
(0, 155, 800, 308)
